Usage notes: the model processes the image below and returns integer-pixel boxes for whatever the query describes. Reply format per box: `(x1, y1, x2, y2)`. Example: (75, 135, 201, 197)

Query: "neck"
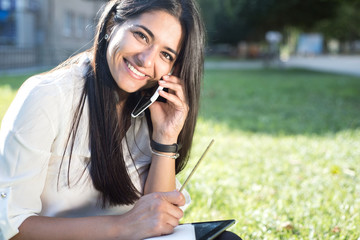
(115, 88, 130, 103)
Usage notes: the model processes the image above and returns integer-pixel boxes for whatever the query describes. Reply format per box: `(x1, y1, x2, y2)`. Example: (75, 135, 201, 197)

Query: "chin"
(117, 82, 143, 94)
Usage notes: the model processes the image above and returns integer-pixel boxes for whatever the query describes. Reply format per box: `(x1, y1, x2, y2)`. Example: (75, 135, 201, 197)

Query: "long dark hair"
(64, 0, 205, 207)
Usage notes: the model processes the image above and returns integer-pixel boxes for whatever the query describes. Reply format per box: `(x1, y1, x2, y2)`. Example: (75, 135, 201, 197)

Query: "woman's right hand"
(117, 190, 186, 239)
(11, 191, 185, 240)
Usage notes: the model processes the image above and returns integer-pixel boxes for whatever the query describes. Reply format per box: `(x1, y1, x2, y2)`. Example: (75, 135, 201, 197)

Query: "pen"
(179, 139, 215, 192)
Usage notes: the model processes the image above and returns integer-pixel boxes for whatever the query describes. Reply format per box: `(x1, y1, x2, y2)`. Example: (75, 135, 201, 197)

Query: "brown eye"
(161, 51, 174, 62)
(134, 31, 148, 43)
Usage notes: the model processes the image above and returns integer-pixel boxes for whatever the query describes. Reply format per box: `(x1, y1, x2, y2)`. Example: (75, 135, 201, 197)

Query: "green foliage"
(178, 68, 360, 239)
(197, 0, 341, 43)
(0, 74, 29, 120)
(315, 1, 360, 41)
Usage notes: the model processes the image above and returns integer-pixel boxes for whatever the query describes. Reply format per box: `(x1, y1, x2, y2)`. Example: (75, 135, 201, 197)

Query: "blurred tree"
(315, 1, 360, 42)
(198, 0, 340, 44)
(197, 0, 244, 43)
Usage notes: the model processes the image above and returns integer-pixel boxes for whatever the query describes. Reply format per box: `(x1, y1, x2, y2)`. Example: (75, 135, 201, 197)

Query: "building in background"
(0, 0, 106, 70)
(296, 33, 323, 56)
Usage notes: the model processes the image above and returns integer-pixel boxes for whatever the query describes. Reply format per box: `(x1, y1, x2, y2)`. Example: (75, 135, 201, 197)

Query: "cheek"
(107, 42, 126, 76)
(107, 41, 123, 63)
(161, 63, 174, 76)
(106, 31, 130, 63)
(153, 63, 169, 79)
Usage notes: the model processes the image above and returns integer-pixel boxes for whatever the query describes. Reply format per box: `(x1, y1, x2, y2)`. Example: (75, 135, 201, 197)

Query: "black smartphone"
(131, 85, 164, 118)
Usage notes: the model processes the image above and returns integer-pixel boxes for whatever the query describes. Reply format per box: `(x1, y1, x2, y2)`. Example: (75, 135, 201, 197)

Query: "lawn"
(0, 74, 31, 120)
(1, 68, 360, 239)
(178, 68, 360, 239)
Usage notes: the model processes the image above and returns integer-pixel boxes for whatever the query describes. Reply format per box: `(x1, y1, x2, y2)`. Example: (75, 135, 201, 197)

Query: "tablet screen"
(192, 219, 235, 240)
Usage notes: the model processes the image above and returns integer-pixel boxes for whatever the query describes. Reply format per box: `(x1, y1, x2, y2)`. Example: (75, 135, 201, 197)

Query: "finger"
(163, 212, 181, 228)
(151, 221, 175, 237)
(164, 200, 184, 220)
(161, 191, 186, 206)
(158, 90, 181, 106)
(162, 74, 180, 83)
(158, 223, 177, 236)
(159, 193, 185, 220)
(161, 75, 187, 101)
(149, 192, 185, 217)
(159, 80, 186, 102)
(158, 91, 188, 114)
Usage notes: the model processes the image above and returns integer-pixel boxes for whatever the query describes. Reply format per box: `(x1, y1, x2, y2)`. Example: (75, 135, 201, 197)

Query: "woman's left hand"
(149, 74, 189, 144)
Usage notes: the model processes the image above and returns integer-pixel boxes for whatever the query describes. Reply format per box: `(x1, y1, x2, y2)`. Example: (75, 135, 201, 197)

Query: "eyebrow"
(134, 24, 179, 57)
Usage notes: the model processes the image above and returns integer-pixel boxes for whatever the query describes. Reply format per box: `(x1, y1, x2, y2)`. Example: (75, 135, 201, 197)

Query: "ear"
(105, 28, 112, 41)
(105, 20, 118, 40)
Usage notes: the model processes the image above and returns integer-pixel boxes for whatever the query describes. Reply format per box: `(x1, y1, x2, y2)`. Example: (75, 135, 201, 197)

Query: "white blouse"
(0, 56, 189, 239)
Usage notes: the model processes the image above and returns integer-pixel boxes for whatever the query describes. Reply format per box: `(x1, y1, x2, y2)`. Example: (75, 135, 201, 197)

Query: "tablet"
(144, 219, 236, 240)
(192, 219, 236, 240)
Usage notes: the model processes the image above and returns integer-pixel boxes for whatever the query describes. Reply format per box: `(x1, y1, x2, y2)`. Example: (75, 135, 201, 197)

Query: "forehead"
(126, 10, 183, 52)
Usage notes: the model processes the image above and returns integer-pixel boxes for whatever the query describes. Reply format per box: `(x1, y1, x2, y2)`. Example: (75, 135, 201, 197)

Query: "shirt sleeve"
(0, 76, 60, 239)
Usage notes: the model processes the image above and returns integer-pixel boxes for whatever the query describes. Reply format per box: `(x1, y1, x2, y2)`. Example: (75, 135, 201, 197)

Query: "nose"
(136, 46, 157, 68)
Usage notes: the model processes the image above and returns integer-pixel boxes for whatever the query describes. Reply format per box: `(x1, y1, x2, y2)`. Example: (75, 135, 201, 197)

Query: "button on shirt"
(0, 56, 190, 239)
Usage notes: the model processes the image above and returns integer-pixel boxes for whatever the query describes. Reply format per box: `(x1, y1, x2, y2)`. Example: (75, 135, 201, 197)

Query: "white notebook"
(145, 224, 196, 240)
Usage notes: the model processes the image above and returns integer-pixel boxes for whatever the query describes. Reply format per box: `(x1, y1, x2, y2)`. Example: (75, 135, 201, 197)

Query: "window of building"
(0, 0, 16, 45)
(63, 11, 73, 37)
(86, 17, 95, 39)
(76, 15, 85, 38)
(0, 0, 12, 10)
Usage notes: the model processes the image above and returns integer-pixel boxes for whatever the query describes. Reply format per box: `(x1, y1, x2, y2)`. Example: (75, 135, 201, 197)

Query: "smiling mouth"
(125, 60, 146, 77)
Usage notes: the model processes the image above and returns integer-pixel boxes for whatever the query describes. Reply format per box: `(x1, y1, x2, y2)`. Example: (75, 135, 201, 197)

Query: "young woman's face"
(106, 10, 183, 93)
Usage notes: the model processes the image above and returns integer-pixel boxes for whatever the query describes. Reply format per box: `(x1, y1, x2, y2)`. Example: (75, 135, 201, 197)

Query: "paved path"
(284, 55, 360, 77)
(205, 61, 263, 70)
(205, 55, 360, 77)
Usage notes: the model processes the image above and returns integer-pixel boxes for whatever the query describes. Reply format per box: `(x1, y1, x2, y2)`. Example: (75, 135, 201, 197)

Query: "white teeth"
(126, 61, 145, 77)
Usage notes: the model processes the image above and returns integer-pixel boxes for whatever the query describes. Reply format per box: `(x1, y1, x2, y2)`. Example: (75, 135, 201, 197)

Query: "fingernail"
(159, 80, 166, 85)
(162, 75, 170, 80)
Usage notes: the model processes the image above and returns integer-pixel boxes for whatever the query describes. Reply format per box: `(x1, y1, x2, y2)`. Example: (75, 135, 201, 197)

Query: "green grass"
(0, 74, 31, 120)
(1, 69, 360, 239)
(178, 69, 360, 239)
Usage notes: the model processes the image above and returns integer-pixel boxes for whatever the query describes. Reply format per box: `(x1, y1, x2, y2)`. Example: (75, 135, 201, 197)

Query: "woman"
(0, 0, 203, 239)
(0, 0, 241, 239)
